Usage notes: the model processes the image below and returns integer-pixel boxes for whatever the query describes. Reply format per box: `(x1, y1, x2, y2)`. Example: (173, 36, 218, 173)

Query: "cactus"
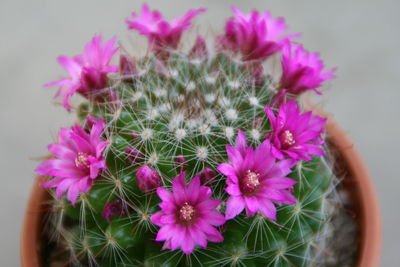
(37, 4, 340, 267)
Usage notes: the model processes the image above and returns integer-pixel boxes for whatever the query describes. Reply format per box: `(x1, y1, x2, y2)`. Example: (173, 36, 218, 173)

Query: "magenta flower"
(265, 100, 327, 161)
(280, 42, 335, 95)
(136, 165, 162, 193)
(217, 130, 297, 220)
(45, 34, 118, 111)
(150, 172, 225, 254)
(35, 119, 108, 205)
(218, 7, 297, 61)
(126, 4, 206, 56)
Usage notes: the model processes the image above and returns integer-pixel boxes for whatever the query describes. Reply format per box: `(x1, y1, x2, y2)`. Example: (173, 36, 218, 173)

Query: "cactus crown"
(38, 4, 340, 267)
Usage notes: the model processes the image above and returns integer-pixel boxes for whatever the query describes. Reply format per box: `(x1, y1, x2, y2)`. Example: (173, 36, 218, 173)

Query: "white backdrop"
(0, 0, 398, 266)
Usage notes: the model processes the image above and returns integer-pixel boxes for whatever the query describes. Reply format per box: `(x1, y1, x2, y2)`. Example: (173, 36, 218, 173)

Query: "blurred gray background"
(1, 0, 399, 266)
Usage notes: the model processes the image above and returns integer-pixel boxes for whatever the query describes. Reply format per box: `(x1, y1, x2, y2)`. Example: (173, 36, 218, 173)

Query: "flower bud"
(108, 89, 122, 112)
(80, 67, 107, 91)
(85, 116, 100, 130)
(270, 89, 289, 109)
(101, 199, 126, 223)
(136, 165, 162, 193)
(189, 35, 208, 61)
(129, 130, 140, 141)
(155, 58, 168, 76)
(174, 155, 187, 172)
(251, 117, 263, 130)
(125, 146, 143, 165)
(198, 167, 216, 185)
(246, 62, 265, 86)
(119, 54, 137, 81)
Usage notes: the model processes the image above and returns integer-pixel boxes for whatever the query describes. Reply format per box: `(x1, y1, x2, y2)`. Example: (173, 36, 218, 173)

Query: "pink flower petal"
(67, 182, 81, 206)
(150, 211, 164, 226)
(259, 199, 277, 220)
(157, 187, 174, 202)
(226, 145, 244, 167)
(225, 196, 245, 220)
(169, 225, 185, 250)
(225, 183, 241, 196)
(187, 176, 201, 203)
(202, 211, 226, 226)
(47, 144, 76, 161)
(181, 231, 195, 254)
(172, 172, 186, 204)
(263, 177, 297, 189)
(244, 196, 259, 215)
(235, 129, 248, 156)
(156, 225, 174, 241)
(217, 163, 236, 177)
(189, 225, 207, 248)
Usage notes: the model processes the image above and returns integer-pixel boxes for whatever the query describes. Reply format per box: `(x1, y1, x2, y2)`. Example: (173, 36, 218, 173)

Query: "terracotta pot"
(20, 120, 381, 267)
(21, 175, 49, 267)
(324, 119, 381, 267)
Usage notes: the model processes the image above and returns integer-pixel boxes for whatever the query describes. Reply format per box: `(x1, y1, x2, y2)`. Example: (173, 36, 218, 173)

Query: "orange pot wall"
(21, 175, 48, 267)
(326, 121, 381, 267)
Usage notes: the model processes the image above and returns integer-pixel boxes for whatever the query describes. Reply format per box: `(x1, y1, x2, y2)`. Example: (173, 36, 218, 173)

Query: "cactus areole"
(23, 3, 381, 267)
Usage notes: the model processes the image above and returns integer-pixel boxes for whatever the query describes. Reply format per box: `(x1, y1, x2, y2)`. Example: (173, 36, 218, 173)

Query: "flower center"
(281, 130, 296, 147)
(179, 202, 195, 222)
(241, 170, 261, 194)
(75, 152, 90, 169)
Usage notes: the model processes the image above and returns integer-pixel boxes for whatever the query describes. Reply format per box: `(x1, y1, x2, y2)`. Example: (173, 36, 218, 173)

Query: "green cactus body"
(45, 52, 335, 267)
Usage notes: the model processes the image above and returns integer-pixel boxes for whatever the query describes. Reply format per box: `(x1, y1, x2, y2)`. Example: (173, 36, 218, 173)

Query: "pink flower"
(136, 165, 162, 193)
(218, 7, 297, 61)
(151, 172, 225, 254)
(217, 130, 297, 220)
(126, 4, 206, 56)
(35, 119, 108, 205)
(265, 100, 327, 161)
(280, 42, 335, 95)
(45, 34, 118, 111)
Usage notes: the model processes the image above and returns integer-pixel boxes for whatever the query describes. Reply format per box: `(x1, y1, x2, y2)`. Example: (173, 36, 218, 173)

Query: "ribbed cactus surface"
(42, 53, 333, 267)
(37, 4, 339, 267)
